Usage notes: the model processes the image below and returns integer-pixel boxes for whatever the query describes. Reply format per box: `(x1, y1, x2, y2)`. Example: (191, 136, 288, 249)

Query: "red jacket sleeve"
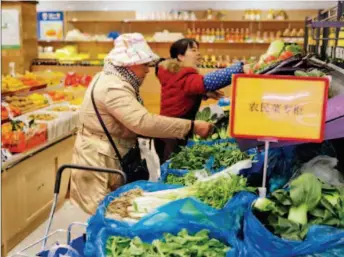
(182, 72, 207, 95)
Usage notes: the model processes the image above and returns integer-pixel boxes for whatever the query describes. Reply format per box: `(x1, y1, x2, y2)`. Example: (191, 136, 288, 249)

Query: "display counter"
(1, 67, 227, 255)
(1, 134, 75, 256)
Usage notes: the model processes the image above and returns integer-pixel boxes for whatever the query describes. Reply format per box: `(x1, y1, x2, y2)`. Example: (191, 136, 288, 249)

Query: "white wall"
(37, 1, 336, 12)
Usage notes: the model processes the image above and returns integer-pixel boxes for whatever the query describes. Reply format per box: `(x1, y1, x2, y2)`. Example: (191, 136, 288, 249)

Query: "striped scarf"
(103, 60, 143, 104)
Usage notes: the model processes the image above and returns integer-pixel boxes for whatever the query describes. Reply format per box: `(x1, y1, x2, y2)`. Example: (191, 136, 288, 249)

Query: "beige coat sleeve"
(104, 83, 191, 139)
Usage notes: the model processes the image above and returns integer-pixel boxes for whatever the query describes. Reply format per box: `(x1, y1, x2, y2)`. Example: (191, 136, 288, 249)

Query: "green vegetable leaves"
(295, 69, 327, 77)
(194, 174, 256, 209)
(169, 142, 240, 171)
(166, 170, 203, 186)
(106, 229, 230, 257)
(288, 173, 322, 225)
(253, 173, 344, 241)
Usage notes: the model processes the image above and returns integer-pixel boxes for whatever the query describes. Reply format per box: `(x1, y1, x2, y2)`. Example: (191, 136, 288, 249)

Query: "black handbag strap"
(90, 74, 124, 165)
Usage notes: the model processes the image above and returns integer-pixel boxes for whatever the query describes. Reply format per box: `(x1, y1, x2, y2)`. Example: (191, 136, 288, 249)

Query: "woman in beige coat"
(70, 33, 213, 214)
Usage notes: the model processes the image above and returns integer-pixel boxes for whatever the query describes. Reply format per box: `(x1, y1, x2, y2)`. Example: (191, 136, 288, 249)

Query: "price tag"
(230, 74, 328, 142)
(326, 47, 332, 58)
(335, 47, 344, 60)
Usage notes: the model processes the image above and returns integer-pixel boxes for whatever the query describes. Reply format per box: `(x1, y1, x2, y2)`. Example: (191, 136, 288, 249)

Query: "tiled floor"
(7, 201, 90, 257)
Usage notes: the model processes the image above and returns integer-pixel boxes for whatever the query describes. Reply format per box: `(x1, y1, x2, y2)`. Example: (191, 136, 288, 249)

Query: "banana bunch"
(2, 75, 25, 92)
(28, 93, 48, 106)
(22, 71, 38, 80)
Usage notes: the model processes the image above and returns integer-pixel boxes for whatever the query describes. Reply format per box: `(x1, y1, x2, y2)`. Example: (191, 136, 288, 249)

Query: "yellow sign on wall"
(230, 74, 329, 142)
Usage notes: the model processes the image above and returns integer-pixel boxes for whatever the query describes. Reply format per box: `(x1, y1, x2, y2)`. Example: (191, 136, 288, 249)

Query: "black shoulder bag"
(90, 75, 149, 183)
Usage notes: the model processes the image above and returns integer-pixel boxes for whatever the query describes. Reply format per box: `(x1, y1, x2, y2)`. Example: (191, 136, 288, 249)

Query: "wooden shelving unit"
(36, 9, 317, 62)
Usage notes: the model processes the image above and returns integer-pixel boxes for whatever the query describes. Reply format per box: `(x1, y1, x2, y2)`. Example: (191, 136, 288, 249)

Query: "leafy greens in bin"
(165, 170, 209, 186)
(105, 229, 230, 257)
(168, 142, 247, 171)
(253, 173, 344, 241)
(105, 174, 255, 222)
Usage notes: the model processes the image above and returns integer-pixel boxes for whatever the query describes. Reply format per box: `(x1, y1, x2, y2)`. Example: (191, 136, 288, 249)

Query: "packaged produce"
(1, 120, 47, 153)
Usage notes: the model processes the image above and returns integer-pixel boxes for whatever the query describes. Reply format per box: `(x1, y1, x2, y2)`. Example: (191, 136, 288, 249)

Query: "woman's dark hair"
(155, 38, 199, 76)
(170, 38, 199, 60)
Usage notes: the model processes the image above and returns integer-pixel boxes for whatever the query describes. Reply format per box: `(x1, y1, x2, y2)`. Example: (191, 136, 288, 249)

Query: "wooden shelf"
(38, 40, 273, 45)
(38, 40, 113, 44)
(67, 19, 123, 23)
(124, 19, 305, 23)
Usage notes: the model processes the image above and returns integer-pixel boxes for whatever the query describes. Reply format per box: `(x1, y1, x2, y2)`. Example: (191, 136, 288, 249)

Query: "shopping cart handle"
(54, 164, 127, 194)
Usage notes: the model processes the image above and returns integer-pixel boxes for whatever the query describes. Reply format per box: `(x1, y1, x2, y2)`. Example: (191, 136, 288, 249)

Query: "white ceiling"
(37, 1, 337, 11)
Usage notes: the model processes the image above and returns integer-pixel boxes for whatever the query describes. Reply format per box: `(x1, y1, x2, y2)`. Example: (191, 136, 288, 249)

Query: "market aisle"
(7, 200, 90, 257)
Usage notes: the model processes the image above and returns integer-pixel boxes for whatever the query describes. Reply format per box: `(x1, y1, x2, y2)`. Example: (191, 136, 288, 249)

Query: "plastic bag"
(38, 237, 86, 257)
(86, 188, 256, 257)
(300, 244, 344, 257)
(299, 155, 344, 187)
(138, 138, 160, 182)
(187, 137, 237, 147)
(85, 181, 182, 257)
(230, 196, 344, 257)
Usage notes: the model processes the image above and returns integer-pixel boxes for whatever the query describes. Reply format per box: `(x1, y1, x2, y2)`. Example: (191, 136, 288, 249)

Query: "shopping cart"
(9, 164, 127, 257)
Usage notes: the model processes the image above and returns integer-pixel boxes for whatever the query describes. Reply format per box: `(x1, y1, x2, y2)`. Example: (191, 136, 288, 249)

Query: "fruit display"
(1, 104, 22, 121)
(1, 106, 9, 121)
(17, 71, 47, 88)
(64, 72, 93, 87)
(33, 70, 65, 87)
(69, 97, 83, 105)
(244, 40, 333, 84)
(4, 95, 46, 114)
(28, 93, 49, 105)
(28, 113, 57, 121)
(1, 120, 48, 153)
(246, 40, 303, 74)
(47, 90, 70, 102)
(2, 75, 28, 93)
(48, 105, 78, 112)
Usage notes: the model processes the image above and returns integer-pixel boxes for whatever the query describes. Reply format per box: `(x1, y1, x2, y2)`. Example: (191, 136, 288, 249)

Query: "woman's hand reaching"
(205, 90, 224, 100)
(193, 121, 214, 138)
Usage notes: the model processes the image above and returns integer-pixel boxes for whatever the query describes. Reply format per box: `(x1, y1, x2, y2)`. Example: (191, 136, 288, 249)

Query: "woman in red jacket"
(155, 38, 244, 163)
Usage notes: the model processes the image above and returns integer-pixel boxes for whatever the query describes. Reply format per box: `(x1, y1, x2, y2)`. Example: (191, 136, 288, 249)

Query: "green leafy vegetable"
(106, 229, 230, 257)
(253, 173, 344, 241)
(288, 173, 322, 225)
(295, 69, 327, 77)
(165, 170, 206, 186)
(169, 142, 239, 171)
(120, 174, 256, 221)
